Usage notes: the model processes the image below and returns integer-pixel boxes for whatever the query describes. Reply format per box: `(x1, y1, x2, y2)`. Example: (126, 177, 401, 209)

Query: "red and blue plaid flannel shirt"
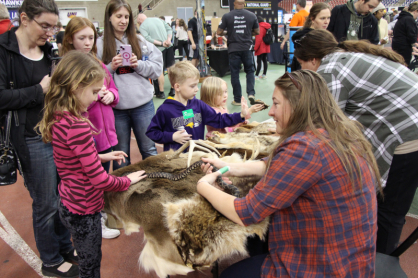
(234, 129, 377, 278)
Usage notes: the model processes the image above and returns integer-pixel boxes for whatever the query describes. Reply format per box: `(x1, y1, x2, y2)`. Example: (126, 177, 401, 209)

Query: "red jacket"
(0, 20, 12, 35)
(255, 21, 271, 56)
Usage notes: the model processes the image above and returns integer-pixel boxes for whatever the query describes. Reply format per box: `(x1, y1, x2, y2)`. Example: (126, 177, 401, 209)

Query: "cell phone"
(49, 56, 62, 77)
(120, 44, 132, 66)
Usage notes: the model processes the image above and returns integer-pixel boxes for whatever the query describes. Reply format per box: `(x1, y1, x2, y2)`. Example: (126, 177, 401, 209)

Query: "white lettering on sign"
(0, 0, 23, 8)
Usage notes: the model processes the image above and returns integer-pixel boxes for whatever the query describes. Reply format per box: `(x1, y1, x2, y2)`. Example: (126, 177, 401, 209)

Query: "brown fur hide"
(104, 151, 269, 278)
(206, 121, 280, 159)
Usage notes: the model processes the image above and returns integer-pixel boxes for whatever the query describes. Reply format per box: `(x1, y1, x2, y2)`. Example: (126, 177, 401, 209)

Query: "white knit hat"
(373, 3, 386, 14)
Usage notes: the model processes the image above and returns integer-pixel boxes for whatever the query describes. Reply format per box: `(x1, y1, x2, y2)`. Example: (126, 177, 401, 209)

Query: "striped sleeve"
(67, 121, 130, 192)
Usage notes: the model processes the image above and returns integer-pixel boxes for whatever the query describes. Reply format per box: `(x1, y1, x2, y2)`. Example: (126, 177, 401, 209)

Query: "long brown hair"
(266, 70, 382, 194)
(178, 18, 187, 29)
(294, 29, 405, 65)
(61, 17, 98, 56)
(101, 0, 141, 64)
(303, 2, 330, 28)
(37, 51, 105, 143)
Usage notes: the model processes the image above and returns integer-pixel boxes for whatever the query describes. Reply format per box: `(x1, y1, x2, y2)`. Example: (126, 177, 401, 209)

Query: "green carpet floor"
(153, 61, 418, 216)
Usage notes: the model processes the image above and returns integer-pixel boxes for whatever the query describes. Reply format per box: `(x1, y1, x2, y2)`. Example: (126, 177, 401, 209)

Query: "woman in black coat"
(0, 0, 77, 277)
(392, 3, 418, 67)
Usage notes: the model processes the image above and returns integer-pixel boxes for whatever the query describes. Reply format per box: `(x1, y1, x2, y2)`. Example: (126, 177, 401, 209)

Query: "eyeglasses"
(284, 72, 302, 90)
(33, 19, 59, 34)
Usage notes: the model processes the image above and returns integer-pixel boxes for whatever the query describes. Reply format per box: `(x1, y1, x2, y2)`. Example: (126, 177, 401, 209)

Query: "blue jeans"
(229, 50, 256, 103)
(22, 135, 73, 266)
(113, 100, 157, 170)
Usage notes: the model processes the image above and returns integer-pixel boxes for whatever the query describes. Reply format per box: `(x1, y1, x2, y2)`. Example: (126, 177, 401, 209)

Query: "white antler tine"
(197, 139, 221, 156)
(220, 150, 227, 158)
(187, 141, 196, 167)
(243, 151, 247, 162)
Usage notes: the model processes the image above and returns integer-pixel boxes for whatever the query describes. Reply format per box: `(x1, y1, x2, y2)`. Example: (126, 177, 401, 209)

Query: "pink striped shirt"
(52, 112, 130, 215)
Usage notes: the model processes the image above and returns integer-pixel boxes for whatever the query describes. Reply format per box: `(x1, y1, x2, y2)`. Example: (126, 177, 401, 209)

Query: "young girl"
(175, 18, 189, 61)
(200, 77, 264, 138)
(61, 16, 123, 239)
(38, 51, 147, 278)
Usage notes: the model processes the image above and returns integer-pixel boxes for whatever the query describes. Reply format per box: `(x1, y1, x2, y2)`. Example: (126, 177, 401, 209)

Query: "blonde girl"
(200, 77, 263, 138)
(38, 51, 146, 278)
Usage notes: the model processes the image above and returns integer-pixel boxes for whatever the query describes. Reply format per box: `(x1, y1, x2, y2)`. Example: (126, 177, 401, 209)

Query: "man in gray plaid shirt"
(295, 29, 418, 255)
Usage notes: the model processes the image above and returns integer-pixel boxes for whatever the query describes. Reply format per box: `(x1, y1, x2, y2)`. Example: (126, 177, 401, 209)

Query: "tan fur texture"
(104, 150, 266, 278)
(164, 195, 269, 269)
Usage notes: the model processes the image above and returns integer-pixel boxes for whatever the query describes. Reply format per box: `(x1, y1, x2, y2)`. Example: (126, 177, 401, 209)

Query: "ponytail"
(294, 29, 406, 66)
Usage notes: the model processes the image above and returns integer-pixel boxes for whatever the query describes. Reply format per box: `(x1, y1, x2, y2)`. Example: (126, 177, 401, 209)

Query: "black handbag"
(0, 53, 18, 185)
(0, 111, 17, 185)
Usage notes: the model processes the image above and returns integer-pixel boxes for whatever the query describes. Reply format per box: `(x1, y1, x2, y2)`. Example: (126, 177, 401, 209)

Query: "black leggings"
(177, 40, 189, 61)
(376, 150, 418, 254)
(256, 53, 268, 76)
(220, 234, 269, 278)
(59, 202, 102, 278)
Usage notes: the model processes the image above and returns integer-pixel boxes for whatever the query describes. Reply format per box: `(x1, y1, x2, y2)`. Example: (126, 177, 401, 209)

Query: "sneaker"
(101, 214, 120, 239)
(248, 95, 256, 105)
(260, 75, 267, 80)
(155, 92, 166, 99)
(231, 100, 241, 106)
(41, 261, 79, 278)
(255, 76, 260, 80)
(61, 249, 78, 265)
(168, 88, 175, 97)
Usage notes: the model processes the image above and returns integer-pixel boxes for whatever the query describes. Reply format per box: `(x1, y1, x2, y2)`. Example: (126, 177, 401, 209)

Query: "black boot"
(41, 261, 79, 278)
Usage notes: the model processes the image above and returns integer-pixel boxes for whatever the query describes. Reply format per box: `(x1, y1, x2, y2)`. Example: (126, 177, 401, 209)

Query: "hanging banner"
(229, 0, 279, 24)
(0, 0, 23, 8)
(59, 8, 87, 26)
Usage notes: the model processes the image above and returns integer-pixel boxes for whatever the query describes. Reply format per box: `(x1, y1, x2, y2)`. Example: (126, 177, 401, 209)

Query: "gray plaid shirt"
(318, 52, 418, 186)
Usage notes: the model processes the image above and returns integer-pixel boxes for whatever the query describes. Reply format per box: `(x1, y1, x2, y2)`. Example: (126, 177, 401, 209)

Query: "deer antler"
(166, 140, 221, 167)
(250, 136, 261, 160)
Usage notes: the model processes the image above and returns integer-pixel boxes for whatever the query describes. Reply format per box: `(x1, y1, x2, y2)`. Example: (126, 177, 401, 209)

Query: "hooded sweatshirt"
(146, 97, 244, 151)
(392, 10, 418, 50)
(328, 0, 379, 44)
(96, 34, 163, 110)
(255, 21, 271, 56)
(346, 0, 366, 40)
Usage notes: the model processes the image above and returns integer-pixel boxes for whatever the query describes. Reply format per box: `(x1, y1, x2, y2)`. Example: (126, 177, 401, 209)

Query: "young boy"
(146, 61, 249, 151)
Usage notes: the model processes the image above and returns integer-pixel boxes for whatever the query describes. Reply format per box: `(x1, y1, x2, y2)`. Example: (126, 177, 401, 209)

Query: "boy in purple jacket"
(146, 61, 250, 151)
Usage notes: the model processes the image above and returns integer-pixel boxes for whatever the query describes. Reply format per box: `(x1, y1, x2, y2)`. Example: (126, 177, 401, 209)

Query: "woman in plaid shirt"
(198, 70, 382, 278)
(294, 29, 418, 256)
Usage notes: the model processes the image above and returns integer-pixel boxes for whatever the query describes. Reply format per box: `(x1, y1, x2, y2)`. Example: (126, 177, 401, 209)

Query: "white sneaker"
(101, 213, 120, 239)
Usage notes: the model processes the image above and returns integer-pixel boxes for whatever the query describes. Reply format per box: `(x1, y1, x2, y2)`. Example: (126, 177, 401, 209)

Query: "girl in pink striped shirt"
(38, 51, 146, 278)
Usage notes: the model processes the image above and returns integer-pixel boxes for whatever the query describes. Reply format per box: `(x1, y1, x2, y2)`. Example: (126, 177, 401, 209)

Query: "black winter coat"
(327, 4, 379, 44)
(392, 11, 417, 50)
(0, 28, 53, 173)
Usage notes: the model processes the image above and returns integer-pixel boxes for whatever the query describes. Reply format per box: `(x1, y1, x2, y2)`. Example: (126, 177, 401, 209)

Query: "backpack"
(263, 28, 274, 45)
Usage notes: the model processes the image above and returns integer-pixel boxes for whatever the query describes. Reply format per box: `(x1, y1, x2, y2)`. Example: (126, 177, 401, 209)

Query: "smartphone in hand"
(120, 45, 132, 66)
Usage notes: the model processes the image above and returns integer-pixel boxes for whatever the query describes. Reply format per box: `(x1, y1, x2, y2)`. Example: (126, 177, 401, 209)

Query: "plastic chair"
(375, 226, 418, 278)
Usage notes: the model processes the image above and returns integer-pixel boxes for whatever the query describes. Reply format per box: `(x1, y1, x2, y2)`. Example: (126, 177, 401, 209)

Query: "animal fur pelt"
(104, 151, 268, 278)
(205, 121, 280, 159)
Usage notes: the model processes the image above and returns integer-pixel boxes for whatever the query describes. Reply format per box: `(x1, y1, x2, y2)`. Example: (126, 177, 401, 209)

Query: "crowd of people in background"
(1, 0, 418, 277)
